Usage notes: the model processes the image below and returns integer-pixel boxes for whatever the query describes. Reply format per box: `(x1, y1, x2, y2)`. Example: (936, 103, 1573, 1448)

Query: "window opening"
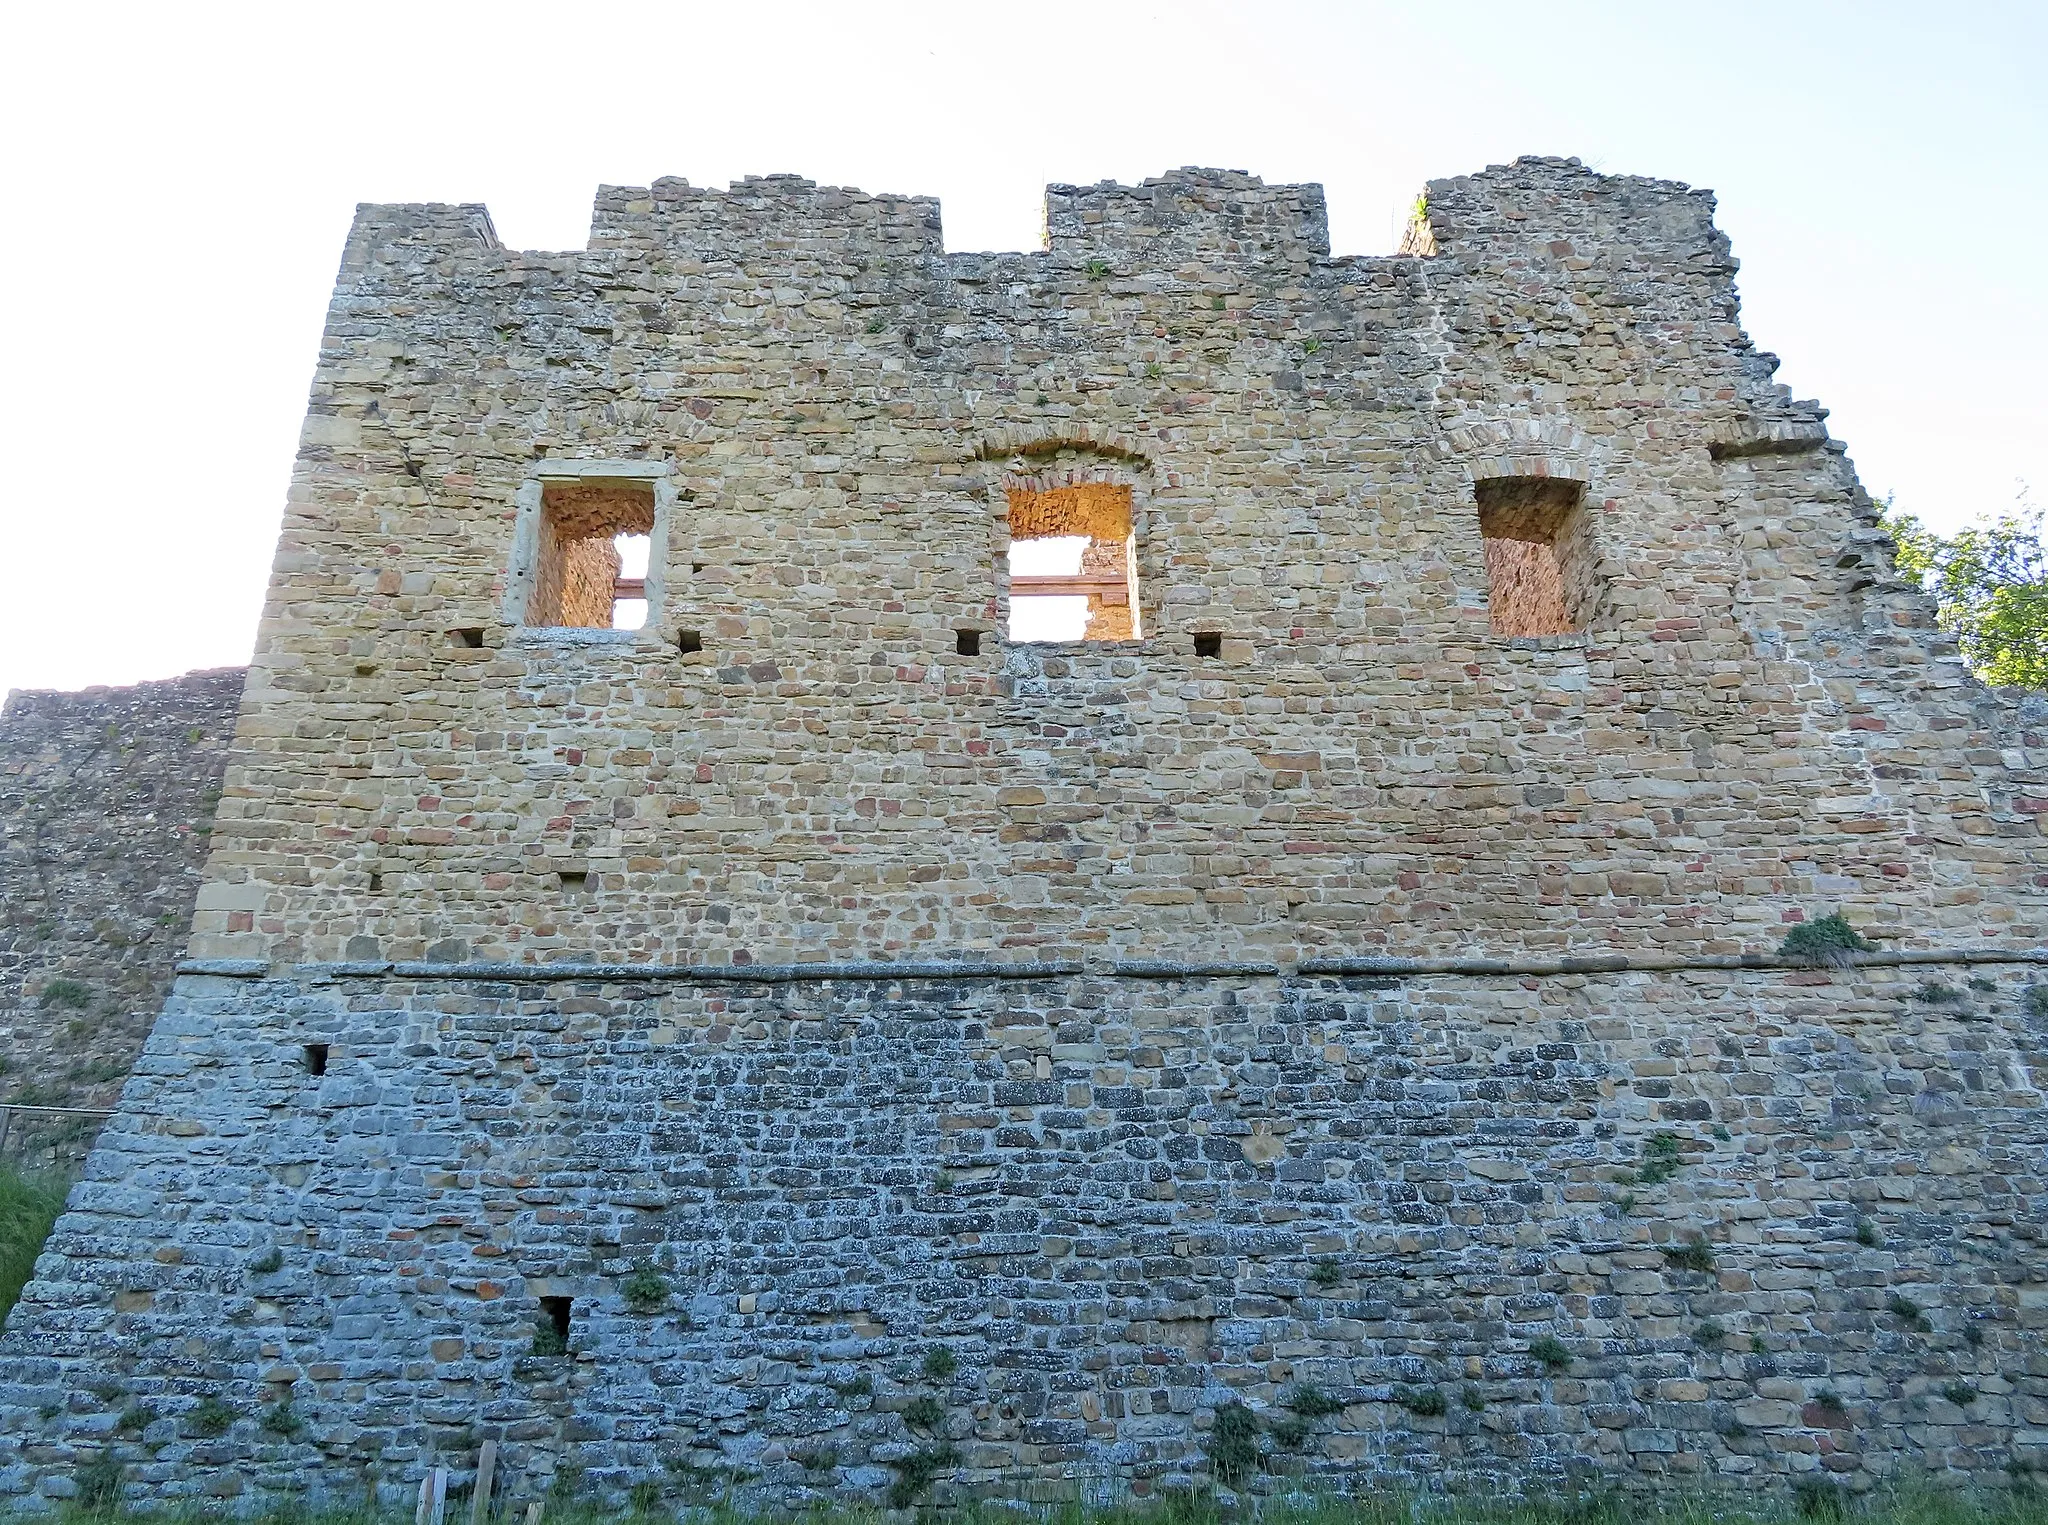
(1007, 483, 1140, 643)
(449, 628, 484, 649)
(611, 534, 650, 631)
(956, 629, 983, 657)
(1475, 477, 1592, 637)
(367, 872, 383, 893)
(537, 1296, 573, 1354)
(559, 870, 589, 896)
(676, 630, 703, 655)
(528, 480, 656, 629)
(303, 1043, 329, 1076)
(1193, 632, 1222, 658)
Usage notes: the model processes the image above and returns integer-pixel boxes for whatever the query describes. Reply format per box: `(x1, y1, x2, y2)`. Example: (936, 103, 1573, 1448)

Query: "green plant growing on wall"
(260, 1400, 304, 1439)
(1915, 981, 1963, 1005)
(832, 1372, 872, 1399)
(1638, 1132, 1684, 1186)
(902, 1394, 944, 1432)
(1664, 1234, 1716, 1274)
(1779, 914, 1870, 967)
(1887, 1292, 1933, 1333)
(1692, 1319, 1726, 1349)
(920, 1345, 957, 1381)
(2024, 986, 2048, 1018)
(1206, 1401, 1261, 1486)
(1941, 1381, 1979, 1407)
(38, 979, 91, 1010)
(621, 1265, 669, 1314)
(1085, 259, 1111, 280)
(1394, 1385, 1446, 1417)
(116, 1402, 156, 1434)
(1529, 1335, 1572, 1373)
(1461, 1384, 1487, 1412)
(1286, 1384, 1344, 1418)
(1309, 1256, 1344, 1288)
(887, 1444, 958, 1508)
(1855, 1218, 1881, 1248)
(531, 1320, 568, 1357)
(250, 1246, 283, 1274)
(187, 1395, 238, 1437)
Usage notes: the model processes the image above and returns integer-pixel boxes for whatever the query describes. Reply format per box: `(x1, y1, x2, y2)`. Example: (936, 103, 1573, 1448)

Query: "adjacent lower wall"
(0, 671, 245, 1161)
(2, 959, 2042, 1508)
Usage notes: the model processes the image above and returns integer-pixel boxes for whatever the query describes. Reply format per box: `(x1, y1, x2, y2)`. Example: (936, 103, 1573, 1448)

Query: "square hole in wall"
(1475, 477, 1594, 637)
(1008, 483, 1140, 642)
(302, 1043, 329, 1076)
(558, 870, 589, 896)
(449, 628, 484, 649)
(537, 1296, 573, 1353)
(677, 630, 703, 654)
(956, 629, 983, 656)
(1193, 632, 1222, 658)
(529, 480, 656, 630)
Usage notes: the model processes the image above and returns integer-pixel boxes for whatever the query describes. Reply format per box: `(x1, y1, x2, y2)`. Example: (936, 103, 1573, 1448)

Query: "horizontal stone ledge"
(175, 944, 2048, 986)
(275, 958, 1090, 984)
(1300, 947, 2048, 977)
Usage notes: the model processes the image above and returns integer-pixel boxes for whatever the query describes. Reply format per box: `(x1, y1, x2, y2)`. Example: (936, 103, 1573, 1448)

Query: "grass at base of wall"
(0, 1162, 69, 1327)
(11, 1479, 2044, 1525)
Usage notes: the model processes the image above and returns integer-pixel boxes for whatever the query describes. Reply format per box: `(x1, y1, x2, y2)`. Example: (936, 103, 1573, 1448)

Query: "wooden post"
(471, 1440, 497, 1525)
(416, 1467, 446, 1525)
(523, 1501, 544, 1525)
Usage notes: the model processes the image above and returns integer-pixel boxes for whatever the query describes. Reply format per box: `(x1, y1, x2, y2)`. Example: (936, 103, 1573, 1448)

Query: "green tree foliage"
(1882, 493, 2048, 690)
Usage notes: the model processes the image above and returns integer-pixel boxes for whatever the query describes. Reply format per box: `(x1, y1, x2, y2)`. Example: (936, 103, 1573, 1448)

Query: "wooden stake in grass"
(416, 1467, 448, 1525)
(471, 1440, 497, 1525)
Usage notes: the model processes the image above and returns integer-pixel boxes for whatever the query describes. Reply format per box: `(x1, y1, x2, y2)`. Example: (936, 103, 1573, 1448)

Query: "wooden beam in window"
(1010, 575, 1130, 605)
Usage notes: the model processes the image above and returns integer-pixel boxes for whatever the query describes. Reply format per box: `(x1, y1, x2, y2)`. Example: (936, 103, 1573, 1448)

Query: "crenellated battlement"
(1043, 166, 1329, 264)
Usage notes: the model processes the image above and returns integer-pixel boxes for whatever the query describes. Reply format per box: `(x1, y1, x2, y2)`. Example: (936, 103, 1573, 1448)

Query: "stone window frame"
(992, 450, 1155, 648)
(503, 459, 676, 644)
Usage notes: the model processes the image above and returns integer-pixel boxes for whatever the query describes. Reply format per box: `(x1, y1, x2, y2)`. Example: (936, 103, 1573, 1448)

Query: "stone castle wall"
(0, 158, 2044, 1509)
(0, 671, 244, 1160)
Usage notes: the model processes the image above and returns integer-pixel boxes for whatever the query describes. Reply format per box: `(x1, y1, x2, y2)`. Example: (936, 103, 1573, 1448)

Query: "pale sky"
(3, 0, 2042, 697)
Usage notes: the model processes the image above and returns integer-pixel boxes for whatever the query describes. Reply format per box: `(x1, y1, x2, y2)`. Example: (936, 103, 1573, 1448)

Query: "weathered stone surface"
(0, 156, 2044, 1508)
(0, 670, 243, 1160)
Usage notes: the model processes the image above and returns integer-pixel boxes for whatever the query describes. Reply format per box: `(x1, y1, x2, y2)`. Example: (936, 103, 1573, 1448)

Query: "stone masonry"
(0, 671, 244, 1161)
(0, 159, 2043, 1511)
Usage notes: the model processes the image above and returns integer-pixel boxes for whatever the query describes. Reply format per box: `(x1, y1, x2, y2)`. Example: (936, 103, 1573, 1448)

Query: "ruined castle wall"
(0, 671, 245, 1153)
(174, 161, 2042, 976)
(1, 160, 2045, 1508)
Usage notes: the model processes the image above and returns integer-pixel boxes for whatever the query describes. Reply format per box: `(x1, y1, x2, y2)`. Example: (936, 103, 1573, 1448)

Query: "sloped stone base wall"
(2, 964, 2043, 1508)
